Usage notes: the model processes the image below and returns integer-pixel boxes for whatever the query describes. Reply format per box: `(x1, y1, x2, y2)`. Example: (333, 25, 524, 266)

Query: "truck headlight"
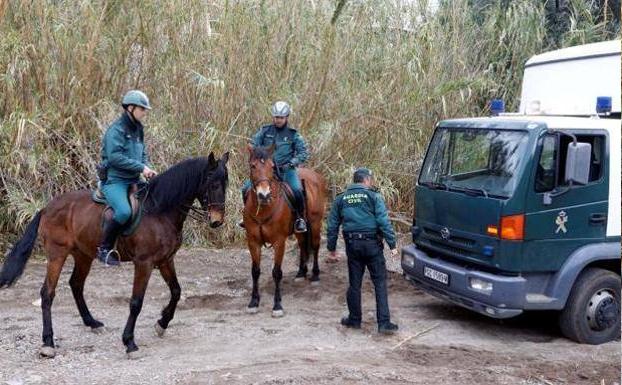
(468, 277, 493, 294)
(402, 253, 415, 269)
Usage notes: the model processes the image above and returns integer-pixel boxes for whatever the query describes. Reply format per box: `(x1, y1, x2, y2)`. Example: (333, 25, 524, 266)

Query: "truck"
(401, 39, 621, 344)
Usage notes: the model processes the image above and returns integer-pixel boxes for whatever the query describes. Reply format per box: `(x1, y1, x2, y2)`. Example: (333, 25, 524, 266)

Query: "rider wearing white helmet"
(240, 101, 309, 233)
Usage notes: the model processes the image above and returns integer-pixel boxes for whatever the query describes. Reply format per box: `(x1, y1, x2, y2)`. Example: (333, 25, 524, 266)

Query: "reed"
(0, 0, 618, 249)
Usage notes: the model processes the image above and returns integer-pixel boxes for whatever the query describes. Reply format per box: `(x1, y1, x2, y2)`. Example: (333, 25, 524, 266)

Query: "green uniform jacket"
(326, 183, 397, 251)
(251, 124, 308, 167)
(101, 113, 149, 182)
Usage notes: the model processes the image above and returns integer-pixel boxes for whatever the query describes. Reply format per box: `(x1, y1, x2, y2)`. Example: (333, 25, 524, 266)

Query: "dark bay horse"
(0, 152, 229, 357)
(243, 145, 326, 317)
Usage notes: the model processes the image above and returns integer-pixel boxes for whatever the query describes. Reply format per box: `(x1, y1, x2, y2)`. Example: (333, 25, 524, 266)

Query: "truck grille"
(423, 227, 476, 248)
(417, 238, 475, 259)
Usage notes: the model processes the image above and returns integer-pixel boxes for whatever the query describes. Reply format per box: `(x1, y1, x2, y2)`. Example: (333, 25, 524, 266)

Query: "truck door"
(523, 131, 609, 271)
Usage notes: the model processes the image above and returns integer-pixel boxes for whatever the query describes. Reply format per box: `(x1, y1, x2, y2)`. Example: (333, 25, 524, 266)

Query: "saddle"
(92, 183, 146, 236)
(273, 166, 301, 215)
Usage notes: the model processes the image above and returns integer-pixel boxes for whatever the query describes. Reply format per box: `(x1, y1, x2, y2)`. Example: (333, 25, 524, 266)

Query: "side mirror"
(565, 142, 591, 186)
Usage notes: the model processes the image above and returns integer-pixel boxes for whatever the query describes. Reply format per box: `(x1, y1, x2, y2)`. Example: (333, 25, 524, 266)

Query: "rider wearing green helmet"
(96, 90, 157, 266)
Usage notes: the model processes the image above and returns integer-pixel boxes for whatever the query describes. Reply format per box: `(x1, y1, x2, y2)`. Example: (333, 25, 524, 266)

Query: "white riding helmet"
(271, 101, 291, 117)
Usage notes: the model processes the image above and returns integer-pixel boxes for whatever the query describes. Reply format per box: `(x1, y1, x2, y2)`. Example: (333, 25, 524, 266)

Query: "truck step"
(525, 294, 556, 304)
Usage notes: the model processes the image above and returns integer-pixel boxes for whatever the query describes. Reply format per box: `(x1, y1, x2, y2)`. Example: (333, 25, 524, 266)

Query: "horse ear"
(267, 143, 276, 156)
(222, 151, 230, 164)
(246, 144, 253, 153)
(208, 152, 217, 167)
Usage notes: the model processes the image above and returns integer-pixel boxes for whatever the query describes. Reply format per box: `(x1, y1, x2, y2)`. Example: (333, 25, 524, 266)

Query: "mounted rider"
(240, 101, 309, 233)
(96, 90, 157, 266)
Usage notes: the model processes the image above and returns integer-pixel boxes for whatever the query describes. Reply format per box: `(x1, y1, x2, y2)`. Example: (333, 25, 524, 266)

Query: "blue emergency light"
(596, 96, 612, 114)
(490, 99, 505, 116)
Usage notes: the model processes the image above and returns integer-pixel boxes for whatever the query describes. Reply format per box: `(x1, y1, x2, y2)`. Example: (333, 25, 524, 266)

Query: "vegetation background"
(0, 0, 619, 253)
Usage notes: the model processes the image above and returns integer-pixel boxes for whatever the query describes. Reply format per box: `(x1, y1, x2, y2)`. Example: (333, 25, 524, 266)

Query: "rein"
(182, 201, 225, 223)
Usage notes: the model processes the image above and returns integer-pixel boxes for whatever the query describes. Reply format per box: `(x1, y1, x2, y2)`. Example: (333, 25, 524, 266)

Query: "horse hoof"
(293, 277, 305, 283)
(126, 350, 140, 360)
(39, 346, 56, 358)
(272, 309, 284, 318)
(154, 322, 166, 338)
(87, 319, 104, 329)
(310, 280, 320, 287)
(246, 306, 259, 314)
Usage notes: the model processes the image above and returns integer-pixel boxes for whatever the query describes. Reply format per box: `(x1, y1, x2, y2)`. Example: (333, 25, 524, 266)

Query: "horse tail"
(0, 210, 42, 288)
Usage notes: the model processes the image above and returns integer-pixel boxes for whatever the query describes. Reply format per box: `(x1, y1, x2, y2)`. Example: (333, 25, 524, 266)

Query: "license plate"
(423, 266, 449, 285)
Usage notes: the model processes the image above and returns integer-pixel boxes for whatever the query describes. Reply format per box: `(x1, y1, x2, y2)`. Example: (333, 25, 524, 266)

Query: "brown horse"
(243, 145, 326, 317)
(0, 152, 229, 357)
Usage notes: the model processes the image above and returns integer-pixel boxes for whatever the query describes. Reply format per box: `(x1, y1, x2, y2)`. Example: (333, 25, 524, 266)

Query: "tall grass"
(0, 0, 618, 249)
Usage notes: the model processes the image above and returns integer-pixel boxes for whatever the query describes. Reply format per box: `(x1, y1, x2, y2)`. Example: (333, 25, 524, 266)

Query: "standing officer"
(326, 167, 399, 334)
(240, 101, 309, 233)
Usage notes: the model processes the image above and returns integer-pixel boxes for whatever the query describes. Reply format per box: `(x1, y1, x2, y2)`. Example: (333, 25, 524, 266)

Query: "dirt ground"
(0, 239, 620, 385)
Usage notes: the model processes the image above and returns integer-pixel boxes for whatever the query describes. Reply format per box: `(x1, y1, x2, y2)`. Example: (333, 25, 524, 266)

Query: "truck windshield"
(419, 128, 529, 198)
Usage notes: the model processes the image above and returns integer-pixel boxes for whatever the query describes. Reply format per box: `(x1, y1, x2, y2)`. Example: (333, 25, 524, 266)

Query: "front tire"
(559, 268, 620, 344)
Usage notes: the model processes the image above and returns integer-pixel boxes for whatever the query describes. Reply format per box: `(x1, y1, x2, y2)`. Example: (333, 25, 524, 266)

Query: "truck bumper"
(401, 244, 527, 319)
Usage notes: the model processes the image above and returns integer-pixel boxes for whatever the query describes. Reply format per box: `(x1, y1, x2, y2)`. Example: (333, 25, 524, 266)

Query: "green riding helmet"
(122, 90, 152, 110)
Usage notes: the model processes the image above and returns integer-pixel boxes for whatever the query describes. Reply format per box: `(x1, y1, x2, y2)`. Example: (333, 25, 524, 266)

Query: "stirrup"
(97, 248, 120, 267)
(294, 218, 307, 233)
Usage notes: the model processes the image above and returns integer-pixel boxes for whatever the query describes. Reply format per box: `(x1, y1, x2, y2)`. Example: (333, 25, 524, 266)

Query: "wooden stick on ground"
(391, 323, 439, 350)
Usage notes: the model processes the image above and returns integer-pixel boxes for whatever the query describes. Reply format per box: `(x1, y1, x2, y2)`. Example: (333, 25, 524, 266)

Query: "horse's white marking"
(256, 185, 271, 198)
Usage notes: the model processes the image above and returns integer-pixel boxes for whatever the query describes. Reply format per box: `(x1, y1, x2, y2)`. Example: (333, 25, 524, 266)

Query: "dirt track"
(0, 240, 619, 385)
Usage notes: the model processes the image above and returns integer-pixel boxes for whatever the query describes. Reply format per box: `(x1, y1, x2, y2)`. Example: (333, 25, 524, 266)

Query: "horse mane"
(251, 146, 272, 161)
(145, 157, 214, 214)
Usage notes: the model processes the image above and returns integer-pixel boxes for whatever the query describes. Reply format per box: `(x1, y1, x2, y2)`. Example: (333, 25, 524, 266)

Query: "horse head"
(247, 144, 276, 205)
(200, 151, 229, 228)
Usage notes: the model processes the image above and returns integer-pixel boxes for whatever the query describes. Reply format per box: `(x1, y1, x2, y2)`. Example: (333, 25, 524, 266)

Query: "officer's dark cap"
(353, 167, 373, 183)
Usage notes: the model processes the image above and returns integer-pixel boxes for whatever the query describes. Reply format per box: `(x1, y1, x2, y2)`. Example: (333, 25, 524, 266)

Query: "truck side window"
(535, 135, 557, 192)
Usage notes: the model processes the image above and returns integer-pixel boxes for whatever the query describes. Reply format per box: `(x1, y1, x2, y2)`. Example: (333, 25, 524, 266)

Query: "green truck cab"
(401, 40, 621, 344)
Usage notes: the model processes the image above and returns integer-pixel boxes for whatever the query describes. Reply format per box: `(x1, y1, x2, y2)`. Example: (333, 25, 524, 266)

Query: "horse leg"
(154, 259, 181, 337)
(69, 253, 103, 330)
(271, 239, 285, 318)
(310, 220, 322, 285)
(122, 261, 153, 355)
(247, 242, 261, 313)
(40, 246, 68, 358)
(294, 233, 308, 282)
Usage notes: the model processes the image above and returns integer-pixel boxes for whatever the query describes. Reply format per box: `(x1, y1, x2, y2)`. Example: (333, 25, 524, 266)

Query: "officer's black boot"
(378, 322, 399, 335)
(293, 190, 307, 233)
(96, 218, 123, 266)
(238, 191, 249, 229)
(340, 316, 361, 329)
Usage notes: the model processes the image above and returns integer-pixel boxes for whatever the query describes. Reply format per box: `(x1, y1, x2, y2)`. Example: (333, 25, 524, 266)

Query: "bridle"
(183, 173, 226, 222)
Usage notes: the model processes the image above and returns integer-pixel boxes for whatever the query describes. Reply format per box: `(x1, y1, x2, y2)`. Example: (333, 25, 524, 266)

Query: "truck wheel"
(559, 268, 621, 344)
